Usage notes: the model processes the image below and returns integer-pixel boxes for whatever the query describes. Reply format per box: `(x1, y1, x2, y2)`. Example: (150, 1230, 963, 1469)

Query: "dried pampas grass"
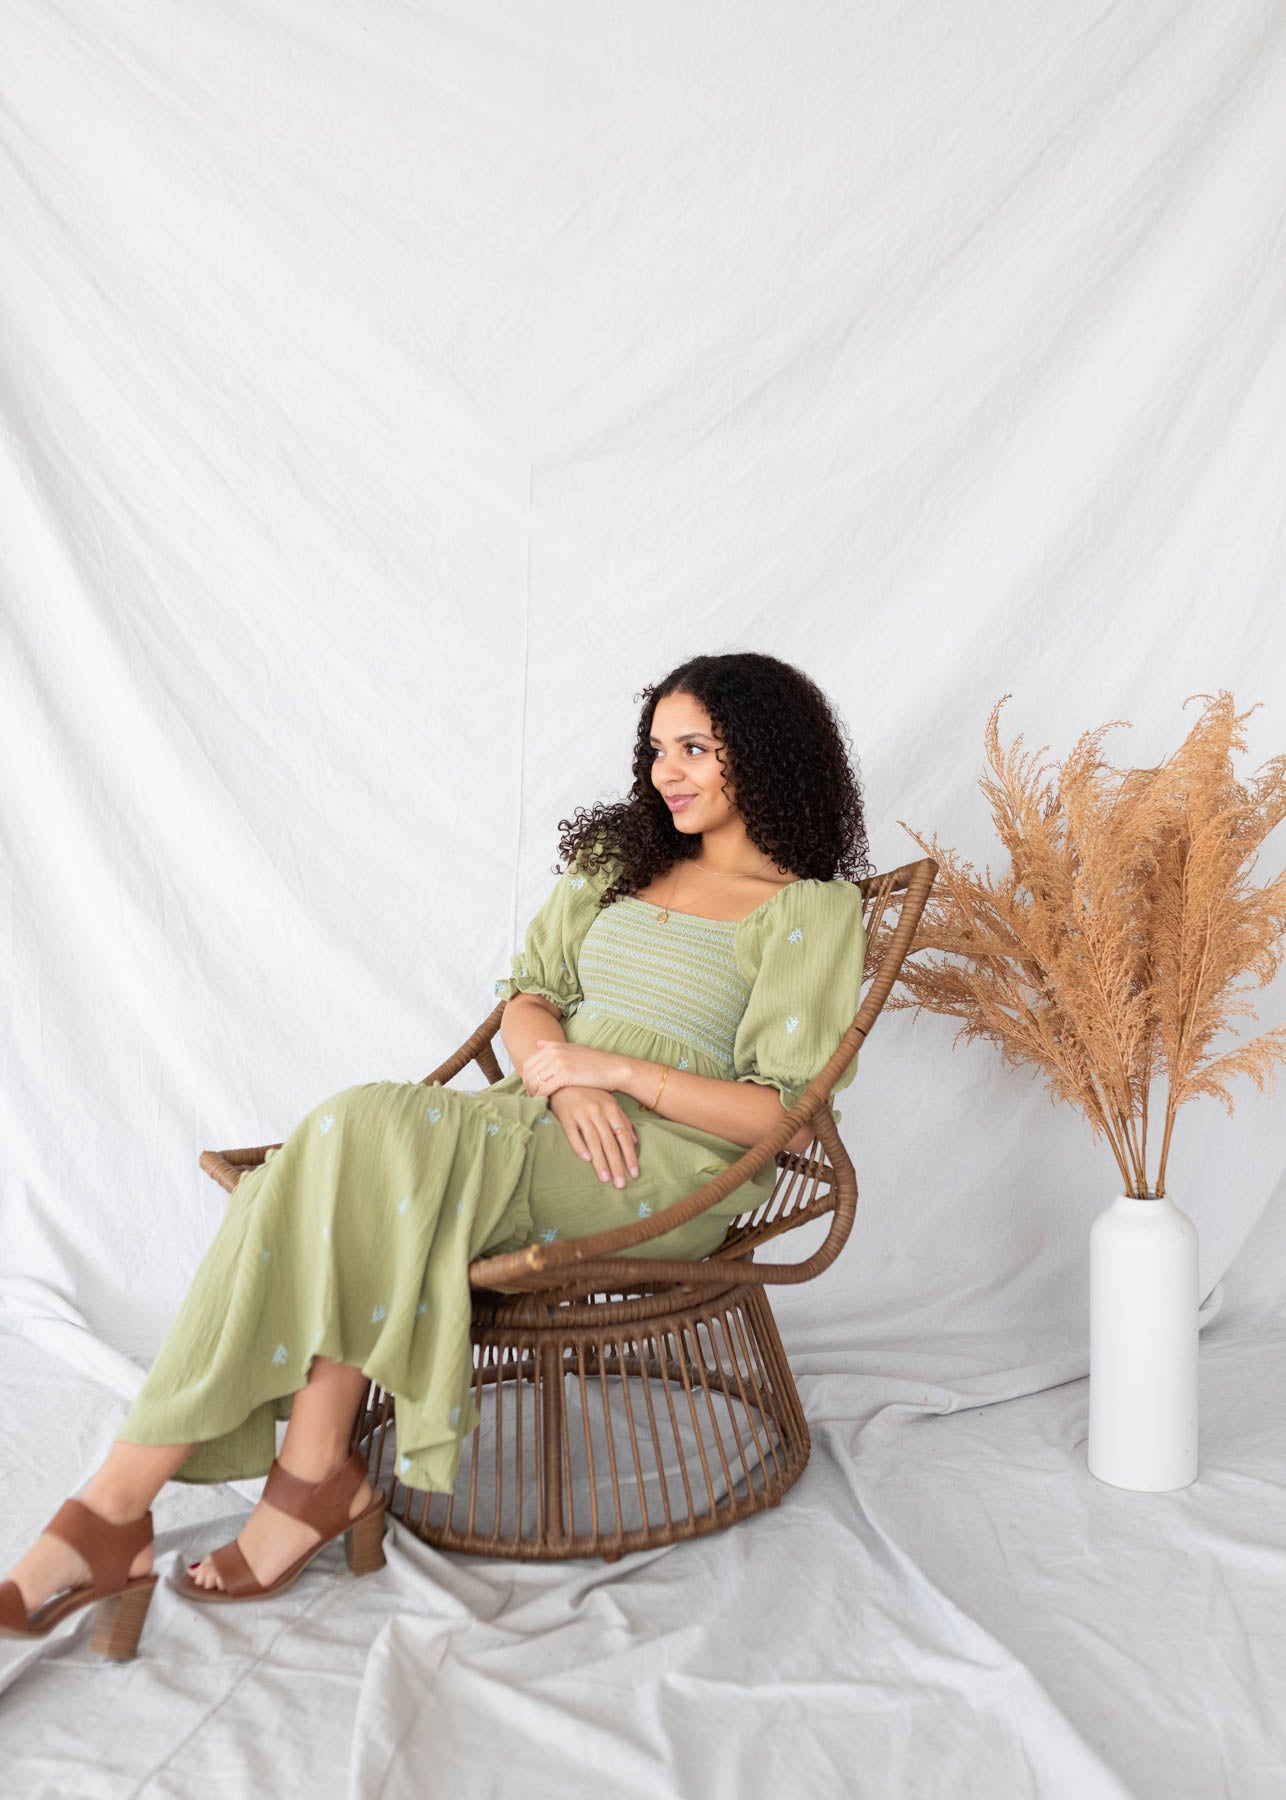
(891, 691, 1286, 1198)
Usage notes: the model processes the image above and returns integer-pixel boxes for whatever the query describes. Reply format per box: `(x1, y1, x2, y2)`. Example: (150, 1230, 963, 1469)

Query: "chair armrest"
(419, 1001, 509, 1087)
(198, 1002, 513, 1196)
(198, 1145, 284, 1193)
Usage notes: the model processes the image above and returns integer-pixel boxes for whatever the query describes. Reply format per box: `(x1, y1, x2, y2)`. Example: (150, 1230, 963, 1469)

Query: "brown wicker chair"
(198, 855, 936, 1561)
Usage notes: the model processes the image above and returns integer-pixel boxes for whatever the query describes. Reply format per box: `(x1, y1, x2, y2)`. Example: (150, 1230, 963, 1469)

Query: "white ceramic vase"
(1087, 1191, 1199, 1491)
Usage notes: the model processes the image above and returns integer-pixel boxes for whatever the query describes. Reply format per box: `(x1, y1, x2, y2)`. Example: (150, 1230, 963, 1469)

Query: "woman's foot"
(2, 1485, 153, 1618)
(185, 1459, 375, 1593)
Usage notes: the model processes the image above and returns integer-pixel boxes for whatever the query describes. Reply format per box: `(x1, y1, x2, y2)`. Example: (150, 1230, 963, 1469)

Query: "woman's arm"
(505, 1008, 816, 1156)
(499, 993, 566, 1078)
(614, 1056, 815, 1156)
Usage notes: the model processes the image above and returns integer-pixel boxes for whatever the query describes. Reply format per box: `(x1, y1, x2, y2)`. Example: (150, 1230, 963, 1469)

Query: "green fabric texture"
(118, 850, 866, 1496)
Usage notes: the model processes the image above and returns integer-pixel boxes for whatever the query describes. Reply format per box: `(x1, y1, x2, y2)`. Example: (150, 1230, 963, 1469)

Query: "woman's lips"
(665, 794, 697, 812)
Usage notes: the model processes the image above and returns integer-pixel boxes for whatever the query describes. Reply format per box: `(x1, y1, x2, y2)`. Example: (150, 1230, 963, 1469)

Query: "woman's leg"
(185, 1354, 375, 1592)
(3, 1439, 195, 1615)
(4, 1354, 374, 1610)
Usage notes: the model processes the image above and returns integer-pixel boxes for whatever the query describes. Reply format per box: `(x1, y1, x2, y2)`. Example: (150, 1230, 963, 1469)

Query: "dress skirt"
(116, 1065, 778, 1496)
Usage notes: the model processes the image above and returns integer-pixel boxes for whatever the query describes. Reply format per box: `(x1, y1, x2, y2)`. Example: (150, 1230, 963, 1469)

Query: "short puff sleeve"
(732, 880, 867, 1111)
(492, 853, 617, 1019)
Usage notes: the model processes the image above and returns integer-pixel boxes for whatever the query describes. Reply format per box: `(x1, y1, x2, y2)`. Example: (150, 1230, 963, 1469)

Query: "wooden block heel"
(91, 1574, 159, 1660)
(345, 1496, 387, 1575)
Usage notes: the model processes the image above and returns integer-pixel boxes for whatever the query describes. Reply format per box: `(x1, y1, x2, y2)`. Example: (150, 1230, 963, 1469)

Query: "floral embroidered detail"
(561, 959, 570, 974)
(321, 1223, 330, 1242)
(788, 926, 803, 944)
(319, 1114, 335, 1134)
(448, 1405, 460, 1426)
(195, 1375, 208, 1390)
(426, 1104, 442, 1123)
(785, 1015, 800, 1034)
(637, 1200, 652, 1217)
(541, 1226, 559, 1242)
(456, 1200, 464, 1216)
(678, 1057, 690, 1070)
(485, 1121, 499, 1136)
(569, 877, 585, 889)
(272, 1344, 288, 1366)
(399, 1454, 412, 1473)
(494, 978, 508, 996)
(535, 1113, 553, 1126)
(260, 1249, 271, 1263)
(519, 960, 528, 975)
(371, 1303, 387, 1323)
(416, 1300, 428, 1317)
(398, 1195, 410, 1214)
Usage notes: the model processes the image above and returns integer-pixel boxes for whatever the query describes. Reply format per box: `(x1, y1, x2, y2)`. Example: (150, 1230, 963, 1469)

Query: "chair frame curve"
(196, 855, 937, 1559)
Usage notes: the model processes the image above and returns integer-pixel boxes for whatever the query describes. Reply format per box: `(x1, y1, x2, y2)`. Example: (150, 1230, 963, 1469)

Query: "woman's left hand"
(522, 1039, 625, 1099)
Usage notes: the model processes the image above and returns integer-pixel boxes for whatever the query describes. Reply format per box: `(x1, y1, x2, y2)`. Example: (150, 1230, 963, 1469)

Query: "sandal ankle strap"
(43, 1499, 153, 1598)
(261, 1450, 369, 1537)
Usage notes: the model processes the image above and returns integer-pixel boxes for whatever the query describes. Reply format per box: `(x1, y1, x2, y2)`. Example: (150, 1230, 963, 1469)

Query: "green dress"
(117, 852, 866, 1495)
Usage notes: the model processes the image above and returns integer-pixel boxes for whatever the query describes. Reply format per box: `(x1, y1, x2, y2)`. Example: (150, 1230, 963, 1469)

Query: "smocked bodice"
(574, 898, 752, 1071)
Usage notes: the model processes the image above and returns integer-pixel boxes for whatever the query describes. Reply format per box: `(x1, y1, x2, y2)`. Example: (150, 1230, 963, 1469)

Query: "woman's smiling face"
(648, 692, 738, 835)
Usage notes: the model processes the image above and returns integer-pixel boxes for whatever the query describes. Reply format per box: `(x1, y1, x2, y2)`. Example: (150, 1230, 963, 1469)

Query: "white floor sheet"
(2, 1240, 1282, 1797)
(2, 0, 1284, 1793)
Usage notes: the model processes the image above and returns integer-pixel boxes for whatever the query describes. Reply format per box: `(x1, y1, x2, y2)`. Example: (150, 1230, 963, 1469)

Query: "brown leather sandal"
(170, 1448, 387, 1605)
(0, 1499, 158, 1660)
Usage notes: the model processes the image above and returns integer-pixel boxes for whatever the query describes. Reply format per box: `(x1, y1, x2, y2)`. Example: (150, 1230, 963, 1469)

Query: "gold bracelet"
(642, 1061, 670, 1112)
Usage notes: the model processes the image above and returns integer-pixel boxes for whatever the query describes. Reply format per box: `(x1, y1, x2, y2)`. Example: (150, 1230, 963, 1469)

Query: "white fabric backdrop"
(2, 0, 1284, 1792)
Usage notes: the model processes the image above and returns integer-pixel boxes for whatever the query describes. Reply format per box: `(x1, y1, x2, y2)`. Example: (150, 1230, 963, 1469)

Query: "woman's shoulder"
(733, 874, 864, 968)
(740, 873, 864, 924)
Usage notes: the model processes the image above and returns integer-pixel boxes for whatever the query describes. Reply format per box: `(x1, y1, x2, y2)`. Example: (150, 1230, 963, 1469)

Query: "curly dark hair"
(552, 651, 873, 906)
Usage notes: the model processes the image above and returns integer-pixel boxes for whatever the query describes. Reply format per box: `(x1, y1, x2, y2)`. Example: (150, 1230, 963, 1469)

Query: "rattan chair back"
(198, 855, 937, 1559)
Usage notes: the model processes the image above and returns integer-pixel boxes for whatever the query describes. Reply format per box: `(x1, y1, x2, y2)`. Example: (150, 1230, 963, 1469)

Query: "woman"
(0, 650, 872, 1657)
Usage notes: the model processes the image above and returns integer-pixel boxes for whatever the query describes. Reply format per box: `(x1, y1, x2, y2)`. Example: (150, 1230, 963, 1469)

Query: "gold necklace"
(652, 860, 773, 924)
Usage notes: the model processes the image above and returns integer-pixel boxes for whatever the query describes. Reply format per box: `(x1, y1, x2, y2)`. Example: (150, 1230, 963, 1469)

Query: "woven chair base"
(351, 1280, 810, 1561)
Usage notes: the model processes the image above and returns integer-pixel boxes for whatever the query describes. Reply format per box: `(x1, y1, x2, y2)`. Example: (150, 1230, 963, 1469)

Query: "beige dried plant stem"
(892, 691, 1286, 1198)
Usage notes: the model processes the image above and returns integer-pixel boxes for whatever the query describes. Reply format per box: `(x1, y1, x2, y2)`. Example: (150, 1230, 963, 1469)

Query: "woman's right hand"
(547, 1088, 640, 1189)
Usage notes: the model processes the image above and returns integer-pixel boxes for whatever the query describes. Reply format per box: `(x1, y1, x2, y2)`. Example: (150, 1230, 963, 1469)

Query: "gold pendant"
(655, 909, 669, 923)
